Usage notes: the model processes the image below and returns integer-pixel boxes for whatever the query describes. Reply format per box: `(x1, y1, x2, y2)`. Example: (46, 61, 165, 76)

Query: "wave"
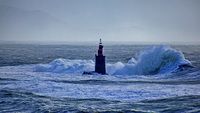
(1, 89, 199, 113)
(35, 59, 94, 74)
(35, 45, 192, 75)
(47, 79, 200, 85)
(114, 45, 191, 75)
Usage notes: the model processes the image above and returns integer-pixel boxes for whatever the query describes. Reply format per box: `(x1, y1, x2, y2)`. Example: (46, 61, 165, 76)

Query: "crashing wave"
(35, 45, 192, 75)
(35, 58, 94, 74)
(113, 45, 192, 75)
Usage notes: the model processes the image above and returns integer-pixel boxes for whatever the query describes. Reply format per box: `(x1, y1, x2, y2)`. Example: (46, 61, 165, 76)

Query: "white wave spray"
(113, 45, 191, 75)
(35, 59, 94, 74)
(35, 45, 191, 75)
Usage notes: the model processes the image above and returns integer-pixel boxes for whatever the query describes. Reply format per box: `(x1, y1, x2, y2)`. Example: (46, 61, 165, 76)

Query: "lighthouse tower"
(95, 39, 106, 74)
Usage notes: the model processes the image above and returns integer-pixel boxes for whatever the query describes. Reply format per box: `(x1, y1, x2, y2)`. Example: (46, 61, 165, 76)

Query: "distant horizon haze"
(0, 0, 200, 43)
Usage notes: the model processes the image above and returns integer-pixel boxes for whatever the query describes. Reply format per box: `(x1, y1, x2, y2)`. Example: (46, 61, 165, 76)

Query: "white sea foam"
(35, 45, 191, 75)
(0, 45, 199, 105)
(114, 45, 191, 75)
(35, 58, 94, 74)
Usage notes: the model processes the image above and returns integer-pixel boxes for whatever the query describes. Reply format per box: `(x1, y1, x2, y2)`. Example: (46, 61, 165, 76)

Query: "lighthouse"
(95, 39, 106, 74)
(83, 39, 106, 75)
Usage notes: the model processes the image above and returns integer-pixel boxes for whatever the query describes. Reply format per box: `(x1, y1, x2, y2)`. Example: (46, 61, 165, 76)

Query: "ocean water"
(0, 43, 200, 112)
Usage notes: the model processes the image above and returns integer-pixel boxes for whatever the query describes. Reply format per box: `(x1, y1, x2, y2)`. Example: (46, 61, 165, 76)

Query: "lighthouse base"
(82, 71, 108, 75)
(95, 55, 106, 74)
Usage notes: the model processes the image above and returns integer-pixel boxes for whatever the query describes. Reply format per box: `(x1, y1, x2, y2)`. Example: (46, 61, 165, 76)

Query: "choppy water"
(0, 43, 200, 112)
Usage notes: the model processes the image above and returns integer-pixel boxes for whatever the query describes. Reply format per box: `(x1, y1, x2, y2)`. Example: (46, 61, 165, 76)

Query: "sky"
(0, 0, 200, 43)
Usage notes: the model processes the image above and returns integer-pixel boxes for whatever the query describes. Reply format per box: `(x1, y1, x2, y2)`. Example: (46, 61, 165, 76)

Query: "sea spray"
(114, 45, 191, 75)
(35, 58, 94, 74)
(1, 44, 200, 113)
(35, 45, 191, 75)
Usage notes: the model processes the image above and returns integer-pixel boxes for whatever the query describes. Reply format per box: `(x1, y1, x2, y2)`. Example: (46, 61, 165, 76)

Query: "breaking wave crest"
(35, 59, 94, 74)
(113, 45, 191, 75)
(35, 45, 191, 75)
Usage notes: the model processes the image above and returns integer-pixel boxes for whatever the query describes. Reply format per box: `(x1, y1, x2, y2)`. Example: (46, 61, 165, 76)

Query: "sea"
(0, 42, 200, 113)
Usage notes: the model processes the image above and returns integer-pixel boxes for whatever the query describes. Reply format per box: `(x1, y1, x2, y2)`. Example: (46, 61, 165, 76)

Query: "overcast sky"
(0, 0, 200, 43)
